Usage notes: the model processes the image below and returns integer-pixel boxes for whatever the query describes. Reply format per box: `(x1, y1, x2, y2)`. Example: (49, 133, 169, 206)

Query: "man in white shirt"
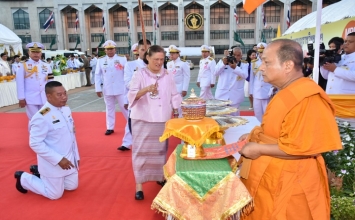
(12, 55, 20, 75)
(66, 55, 77, 69)
(215, 47, 248, 115)
(90, 53, 97, 85)
(320, 32, 355, 94)
(95, 40, 132, 151)
(0, 53, 12, 76)
(197, 45, 216, 99)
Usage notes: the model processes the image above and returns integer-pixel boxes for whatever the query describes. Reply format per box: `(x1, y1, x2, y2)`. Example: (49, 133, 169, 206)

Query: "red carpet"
(0, 111, 253, 220)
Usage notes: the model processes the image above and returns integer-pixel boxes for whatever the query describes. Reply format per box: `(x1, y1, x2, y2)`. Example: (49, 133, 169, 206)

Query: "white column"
(311, 0, 318, 12)
(178, 0, 184, 47)
(128, 4, 136, 44)
(103, 4, 110, 42)
(255, 6, 262, 44)
(55, 7, 64, 50)
(204, 1, 210, 46)
(78, 6, 87, 51)
(229, 3, 235, 48)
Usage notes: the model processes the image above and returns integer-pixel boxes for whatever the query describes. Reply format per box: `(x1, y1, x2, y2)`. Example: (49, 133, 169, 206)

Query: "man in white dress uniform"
(16, 42, 54, 120)
(95, 40, 132, 150)
(249, 43, 272, 122)
(197, 45, 216, 100)
(167, 45, 190, 116)
(14, 81, 80, 200)
(215, 47, 248, 116)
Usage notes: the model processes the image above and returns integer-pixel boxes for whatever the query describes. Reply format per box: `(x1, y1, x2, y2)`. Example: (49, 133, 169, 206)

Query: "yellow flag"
(277, 24, 281, 38)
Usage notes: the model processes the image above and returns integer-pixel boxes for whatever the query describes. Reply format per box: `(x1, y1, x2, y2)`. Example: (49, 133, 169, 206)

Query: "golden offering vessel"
(181, 89, 206, 121)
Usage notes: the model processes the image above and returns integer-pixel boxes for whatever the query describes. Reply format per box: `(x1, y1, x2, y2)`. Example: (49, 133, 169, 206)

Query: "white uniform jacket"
(95, 54, 127, 96)
(320, 52, 355, 94)
(197, 56, 216, 87)
(124, 58, 147, 104)
(215, 60, 248, 105)
(249, 59, 272, 99)
(16, 59, 53, 105)
(167, 57, 190, 93)
(12, 62, 20, 75)
(66, 59, 78, 69)
(90, 57, 97, 71)
(29, 102, 80, 178)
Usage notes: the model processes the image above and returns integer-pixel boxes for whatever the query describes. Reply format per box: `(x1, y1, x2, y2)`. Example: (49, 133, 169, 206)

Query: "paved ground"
(0, 69, 253, 113)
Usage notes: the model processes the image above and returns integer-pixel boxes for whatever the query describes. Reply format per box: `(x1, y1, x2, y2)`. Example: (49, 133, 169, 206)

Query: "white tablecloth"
(0, 81, 18, 108)
(223, 116, 260, 160)
(0, 72, 87, 108)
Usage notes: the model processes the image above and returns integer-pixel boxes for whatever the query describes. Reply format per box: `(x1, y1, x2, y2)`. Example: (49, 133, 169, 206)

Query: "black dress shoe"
(135, 191, 144, 200)
(14, 171, 27, 194)
(29, 165, 40, 178)
(156, 180, 167, 187)
(117, 146, 130, 151)
(105, 130, 114, 135)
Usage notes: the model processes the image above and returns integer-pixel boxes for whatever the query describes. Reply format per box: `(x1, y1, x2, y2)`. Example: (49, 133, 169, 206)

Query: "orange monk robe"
(242, 78, 342, 220)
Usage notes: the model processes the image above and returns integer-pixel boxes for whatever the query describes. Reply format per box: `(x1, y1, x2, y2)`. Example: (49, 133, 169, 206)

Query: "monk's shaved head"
(269, 39, 303, 71)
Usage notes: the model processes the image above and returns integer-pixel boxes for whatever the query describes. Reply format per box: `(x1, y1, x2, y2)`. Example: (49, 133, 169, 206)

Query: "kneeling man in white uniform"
(14, 81, 80, 200)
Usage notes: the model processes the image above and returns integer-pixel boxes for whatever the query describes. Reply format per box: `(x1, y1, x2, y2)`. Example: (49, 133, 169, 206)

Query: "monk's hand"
(239, 133, 249, 141)
(240, 142, 262, 160)
(322, 62, 337, 72)
(19, 99, 26, 108)
(196, 82, 200, 87)
(58, 157, 75, 170)
(123, 104, 128, 110)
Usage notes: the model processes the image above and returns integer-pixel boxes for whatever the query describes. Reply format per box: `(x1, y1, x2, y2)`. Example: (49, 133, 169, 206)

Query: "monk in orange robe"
(239, 39, 342, 220)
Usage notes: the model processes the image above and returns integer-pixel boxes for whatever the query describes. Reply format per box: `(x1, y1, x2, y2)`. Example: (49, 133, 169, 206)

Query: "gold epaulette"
(200, 58, 203, 60)
(167, 60, 172, 62)
(117, 54, 125, 57)
(251, 59, 258, 63)
(241, 60, 247, 63)
(47, 73, 54, 80)
(20, 60, 27, 63)
(181, 59, 186, 62)
(208, 57, 214, 61)
(40, 107, 50, 116)
(99, 55, 105, 59)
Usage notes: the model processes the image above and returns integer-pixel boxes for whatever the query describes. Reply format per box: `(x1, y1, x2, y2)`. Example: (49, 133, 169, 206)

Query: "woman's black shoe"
(135, 191, 144, 200)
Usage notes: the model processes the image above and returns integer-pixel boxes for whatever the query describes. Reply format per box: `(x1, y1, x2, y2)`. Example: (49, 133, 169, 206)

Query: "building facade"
(0, 0, 341, 56)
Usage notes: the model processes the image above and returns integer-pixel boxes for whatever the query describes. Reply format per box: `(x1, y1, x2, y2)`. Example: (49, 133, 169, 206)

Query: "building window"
(185, 3, 204, 16)
(161, 31, 178, 40)
(214, 45, 229, 54)
(236, 29, 254, 39)
(210, 30, 229, 39)
(90, 8, 103, 28)
(262, 29, 277, 39)
(67, 9, 77, 29)
(291, 0, 308, 22)
(161, 5, 178, 26)
(137, 5, 152, 26)
(113, 7, 128, 27)
(185, 31, 204, 40)
(210, 3, 229, 24)
(264, 2, 281, 23)
(239, 44, 254, 54)
(68, 34, 80, 43)
(114, 33, 129, 42)
(117, 47, 129, 55)
(41, 35, 56, 43)
(137, 32, 153, 41)
(13, 9, 30, 29)
(236, 4, 255, 24)
(39, 8, 55, 30)
(18, 35, 32, 44)
(91, 33, 104, 42)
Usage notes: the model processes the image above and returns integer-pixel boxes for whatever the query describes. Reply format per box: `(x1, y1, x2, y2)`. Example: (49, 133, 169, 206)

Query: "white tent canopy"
(284, 0, 355, 36)
(0, 24, 23, 56)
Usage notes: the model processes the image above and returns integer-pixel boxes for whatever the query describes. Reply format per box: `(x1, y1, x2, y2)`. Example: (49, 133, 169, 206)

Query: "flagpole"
(138, 0, 147, 50)
(312, 0, 323, 84)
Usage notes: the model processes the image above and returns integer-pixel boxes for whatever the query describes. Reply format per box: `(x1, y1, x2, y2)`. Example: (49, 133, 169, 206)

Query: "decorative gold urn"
(181, 89, 206, 120)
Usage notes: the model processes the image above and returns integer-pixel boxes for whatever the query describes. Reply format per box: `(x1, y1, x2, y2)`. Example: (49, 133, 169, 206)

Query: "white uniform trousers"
(104, 94, 132, 147)
(90, 70, 95, 85)
(21, 171, 78, 200)
(253, 98, 270, 122)
(230, 103, 241, 116)
(26, 104, 43, 120)
(199, 86, 214, 100)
